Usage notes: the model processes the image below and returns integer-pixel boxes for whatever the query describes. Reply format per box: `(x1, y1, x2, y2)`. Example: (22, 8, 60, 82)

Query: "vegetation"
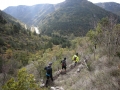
(39, 0, 120, 36)
(0, 10, 72, 89)
(2, 68, 38, 90)
(87, 17, 120, 59)
(4, 0, 120, 37)
(96, 2, 120, 16)
(1, 1, 120, 90)
(3, 4, 55, 26)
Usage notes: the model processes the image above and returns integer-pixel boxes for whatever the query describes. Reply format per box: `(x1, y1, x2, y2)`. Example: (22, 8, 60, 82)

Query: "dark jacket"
(44, 66, 52, 76)
(61, 60, 66, 66)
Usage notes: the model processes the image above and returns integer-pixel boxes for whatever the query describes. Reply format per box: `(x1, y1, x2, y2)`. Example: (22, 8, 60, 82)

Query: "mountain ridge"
(4, 4, 55, 26)
(3, 0, 120, 36)
(38, 0, 120, 36)
(95, 2, 120, 16)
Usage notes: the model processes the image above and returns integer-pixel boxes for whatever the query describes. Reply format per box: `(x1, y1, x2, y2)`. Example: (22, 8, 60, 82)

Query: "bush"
(0, 56, 3, 73)
(0, 38, 5, 46)
(116, 52, 120, 58)
(2, 68, 38, 90)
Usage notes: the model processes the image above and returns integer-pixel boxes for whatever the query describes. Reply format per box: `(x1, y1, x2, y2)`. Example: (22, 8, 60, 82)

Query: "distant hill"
(4, 4, 55, 26)
(0, 10, 54, 74)
(0, 9, 71, 76)
(38, 0, 120, 36)
(0, 10, 25, 26)
(95, 2, 120, 16)
(3, 0, 120, 36)
(0, 10, 44, 54)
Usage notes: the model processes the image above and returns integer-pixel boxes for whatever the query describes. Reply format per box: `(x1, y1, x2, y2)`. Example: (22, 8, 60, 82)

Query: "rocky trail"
(41, 56, 90, 90)
(40, 53, 120, 90)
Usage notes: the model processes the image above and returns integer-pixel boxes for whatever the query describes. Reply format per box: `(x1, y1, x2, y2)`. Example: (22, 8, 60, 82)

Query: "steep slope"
(96, 2, 120, 16)
(52, 55, 120, 90)
(4, 0, 120, 37)
(4, 4, 55, 26)
(38, 0, 120, 36)
(0, 10, 47, 76)
(0, 10, 25, 27)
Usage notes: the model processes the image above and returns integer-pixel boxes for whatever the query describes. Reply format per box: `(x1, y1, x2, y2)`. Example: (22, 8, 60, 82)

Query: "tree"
(87, 17, 120, 60)
(2, 68, 38, 90)
(0, 38, 5, 46)
(13, 25, 20, 34)
(0, 56, 3, 73)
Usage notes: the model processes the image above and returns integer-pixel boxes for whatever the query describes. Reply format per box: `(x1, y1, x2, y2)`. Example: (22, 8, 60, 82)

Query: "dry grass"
(19, 37, 120, 90)
(52, 53, 120, 90)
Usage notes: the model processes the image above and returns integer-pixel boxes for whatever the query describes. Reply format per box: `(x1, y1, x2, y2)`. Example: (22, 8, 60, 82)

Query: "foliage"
(116, 52, 120, 58)
(0, 56, 3, 73)
(0, 14, 7, 24)
(38, 0, 120, 36)
(33, 60, 46, 79)
(86, 17, 120, 58)
(2, 68, 39, 90)
(96, 2, 120, 16)
(86, 29, 96, 41)
(13, 24, 20, 33)
(0, 38, 5, 46)
(50, 35, 71, 48)
(13, 51, 30, 67)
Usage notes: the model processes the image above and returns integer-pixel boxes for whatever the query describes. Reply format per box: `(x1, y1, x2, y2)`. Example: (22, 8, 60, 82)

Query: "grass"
(52, 52, 120, 90)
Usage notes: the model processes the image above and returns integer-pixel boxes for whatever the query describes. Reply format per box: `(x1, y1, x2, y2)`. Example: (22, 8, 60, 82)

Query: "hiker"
(61, 57, 67, 73)
(72, 53, 79, 66)
(44, 62, 53, 87)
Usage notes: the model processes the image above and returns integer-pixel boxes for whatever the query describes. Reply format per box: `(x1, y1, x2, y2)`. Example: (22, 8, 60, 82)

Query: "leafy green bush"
(2, 68, 38, 90)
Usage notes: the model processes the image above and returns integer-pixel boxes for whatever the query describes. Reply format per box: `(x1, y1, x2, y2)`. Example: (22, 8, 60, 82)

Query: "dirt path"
(47, 59, 89, 90)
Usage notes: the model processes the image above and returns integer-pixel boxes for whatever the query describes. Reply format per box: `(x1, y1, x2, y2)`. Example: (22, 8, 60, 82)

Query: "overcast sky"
(0, 0, 120, 10)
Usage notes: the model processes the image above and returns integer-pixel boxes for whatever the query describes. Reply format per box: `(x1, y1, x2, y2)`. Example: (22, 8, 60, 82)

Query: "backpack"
(62, 60, 66, 66)
(74, 56, 77, 61)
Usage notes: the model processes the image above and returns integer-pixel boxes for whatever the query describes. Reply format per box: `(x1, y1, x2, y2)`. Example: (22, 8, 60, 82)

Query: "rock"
(59, 86, 64, 90)
(76, 64, 84, 73)
(69, 62, 74, 68)
(40, 83, 45, 87)
(77, 68, 80, 72)
(50, 86, 64, 90)
(51, 87, 56, 90)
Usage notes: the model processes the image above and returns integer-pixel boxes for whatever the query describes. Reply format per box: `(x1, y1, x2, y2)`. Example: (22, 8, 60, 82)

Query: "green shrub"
(2, 68, 38, 90)
(0, 38, 5, 46)
(116, 52, 120, 58)
(0, 56, 3, 73)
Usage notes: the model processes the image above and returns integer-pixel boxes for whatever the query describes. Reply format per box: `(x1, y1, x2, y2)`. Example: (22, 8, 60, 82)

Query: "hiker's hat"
(49, 62, 52, 66)
(64, 57, 66, 60)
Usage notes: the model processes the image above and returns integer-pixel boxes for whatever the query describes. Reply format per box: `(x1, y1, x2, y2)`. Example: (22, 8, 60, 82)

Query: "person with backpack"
(72, 53, 79, 67)
(44, 62, 53, 87)
(61, 57, 67, 73)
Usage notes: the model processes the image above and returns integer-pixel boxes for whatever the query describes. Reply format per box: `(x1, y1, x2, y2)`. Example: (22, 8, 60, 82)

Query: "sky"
(0, 0, 120, 10)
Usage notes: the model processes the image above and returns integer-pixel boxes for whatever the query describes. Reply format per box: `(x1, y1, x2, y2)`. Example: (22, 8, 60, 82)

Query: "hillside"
(38, 0, 120, 36)
(4, 0, 120, 37)
(31, 17, 120, 90)
(0, 10, 72, 90)
(0, 10, 25, 27)
(52, 52, 120, 90)
(4, 4, 55, 26)
(0, 11, 43, 73)
(0, 10, 54, 86)
(1, 8, 120, 90)
(96, 2, 120, 16)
